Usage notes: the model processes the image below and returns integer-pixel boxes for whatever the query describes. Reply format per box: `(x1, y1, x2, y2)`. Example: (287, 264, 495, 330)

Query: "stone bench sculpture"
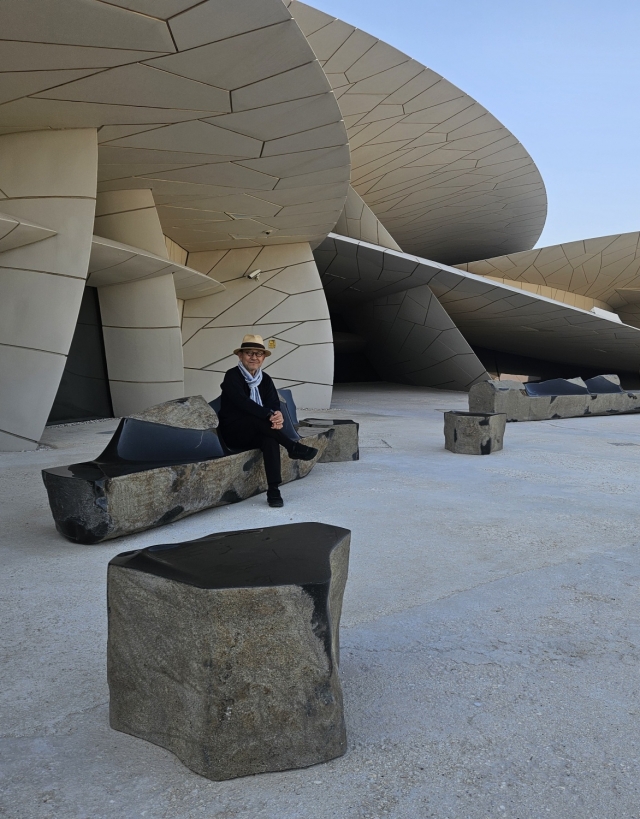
(298, 419, 360, 463)
(468, 375, 640, 422)
(444, 411, 506, 455)
(107, 522, 350, 781)
(42, 395, 331, 544)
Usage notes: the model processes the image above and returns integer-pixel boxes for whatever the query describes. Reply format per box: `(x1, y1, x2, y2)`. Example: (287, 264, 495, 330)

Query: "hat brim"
(233, 346, 271, 357)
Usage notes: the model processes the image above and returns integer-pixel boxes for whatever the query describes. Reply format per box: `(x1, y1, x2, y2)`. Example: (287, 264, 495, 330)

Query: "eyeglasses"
(243, 351, 266, 358)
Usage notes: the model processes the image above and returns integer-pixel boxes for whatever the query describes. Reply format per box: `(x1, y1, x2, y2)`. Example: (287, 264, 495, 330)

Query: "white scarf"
(238, 361, 263, 406)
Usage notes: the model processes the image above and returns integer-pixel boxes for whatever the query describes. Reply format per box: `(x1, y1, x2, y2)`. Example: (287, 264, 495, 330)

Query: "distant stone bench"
(468, 375, 640, 422)
(107, 522, 350, 781)
(42, 396, 331, 544)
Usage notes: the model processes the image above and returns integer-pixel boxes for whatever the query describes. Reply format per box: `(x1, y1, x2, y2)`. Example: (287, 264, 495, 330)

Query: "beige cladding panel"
(333, 185, 402, 251)
(0, 128, 97, 450)
(0, 0, 350, 254)
(93, 188, 185, 414)
(98, 273, 185, 416)
(289, 0, 546, 264)
(459, 232, 640, 318)
(182, 243, 333, 408)
(94, 190, 169, 259)
(101, 327, 184, 383)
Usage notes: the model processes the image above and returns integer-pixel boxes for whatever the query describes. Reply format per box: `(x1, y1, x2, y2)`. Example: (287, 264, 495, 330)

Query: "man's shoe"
(267, 487, 284, 508)
(289, 442, 319, 461)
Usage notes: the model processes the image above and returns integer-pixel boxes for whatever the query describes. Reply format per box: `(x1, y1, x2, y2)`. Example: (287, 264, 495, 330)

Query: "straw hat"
(233, 333, 271, 357)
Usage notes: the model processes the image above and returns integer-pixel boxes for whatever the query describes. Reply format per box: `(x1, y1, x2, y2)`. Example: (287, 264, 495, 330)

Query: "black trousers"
(219, 416, 297, 487)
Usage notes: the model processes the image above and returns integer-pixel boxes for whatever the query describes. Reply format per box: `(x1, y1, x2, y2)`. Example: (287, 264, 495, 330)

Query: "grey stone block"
(107, 523, 350, 781)
(299, 419, 360, 462)
(128, 394, 219, 429)
(42, 395, 332, 544)
(42, 431, 331, 544)
(444, 411, 506, 455)
(469, 379, 640, 422)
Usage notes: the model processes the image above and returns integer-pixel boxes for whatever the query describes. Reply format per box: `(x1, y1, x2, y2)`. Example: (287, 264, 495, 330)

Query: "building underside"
(0, 0, 638, 450)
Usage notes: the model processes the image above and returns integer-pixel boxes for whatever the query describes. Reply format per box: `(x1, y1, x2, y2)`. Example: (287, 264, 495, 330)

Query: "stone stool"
(107, 522, 350, 781)
(444, 411, 506, 455)
(299, 419, 360, 462)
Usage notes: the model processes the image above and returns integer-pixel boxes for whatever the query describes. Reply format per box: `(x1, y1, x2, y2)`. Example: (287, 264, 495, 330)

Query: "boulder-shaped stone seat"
(107, 522, 350, 781)
(42, 396, 330, 544)
(298, 419, 360, 462)
(444, 411, 506, 455)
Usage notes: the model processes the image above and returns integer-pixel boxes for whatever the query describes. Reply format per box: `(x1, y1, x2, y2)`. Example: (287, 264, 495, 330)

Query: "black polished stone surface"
(110, 522, 348, 590)
(98, 418, 226, 465)
(111, 522, 350, 662)
(278, 389, 299, 427)
(45, 418, 228, 480)
(445, 411, 500, 418)
(524, 378, 589, 397)
(585, 375, 624, 394)
(301, 418, 358, 427)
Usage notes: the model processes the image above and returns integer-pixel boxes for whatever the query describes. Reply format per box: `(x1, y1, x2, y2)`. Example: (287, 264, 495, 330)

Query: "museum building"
(1, 0, 639, 452)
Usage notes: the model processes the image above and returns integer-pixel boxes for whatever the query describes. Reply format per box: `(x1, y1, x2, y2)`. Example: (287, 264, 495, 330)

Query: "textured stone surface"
(128, 395, 218, 430)
(8, 384, 640, 817)
(107, 523, 350, 781)
(444, 411, 506, 455)
(299, 419, 359, 462)
(469, 379, 640, 422)
(43, 428, 330, 544)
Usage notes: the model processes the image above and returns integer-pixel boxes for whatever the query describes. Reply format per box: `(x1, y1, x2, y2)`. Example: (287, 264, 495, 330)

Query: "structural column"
(0, 129, 98, 451)
(95, 190, 184, 416)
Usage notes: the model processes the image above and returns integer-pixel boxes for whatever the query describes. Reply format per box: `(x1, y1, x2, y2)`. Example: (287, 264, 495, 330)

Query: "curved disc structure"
(288, 0, 547, 264)
(0, 0, 351, 252)
(458, 232, 640, 326)
(318, 234, 640, 381)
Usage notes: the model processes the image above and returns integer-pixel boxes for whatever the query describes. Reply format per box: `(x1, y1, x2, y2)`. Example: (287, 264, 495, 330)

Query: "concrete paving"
(2, 383, 640, 819)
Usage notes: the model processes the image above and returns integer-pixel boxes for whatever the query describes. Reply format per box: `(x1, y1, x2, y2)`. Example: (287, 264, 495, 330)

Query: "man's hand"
(270, 410, 284, 430)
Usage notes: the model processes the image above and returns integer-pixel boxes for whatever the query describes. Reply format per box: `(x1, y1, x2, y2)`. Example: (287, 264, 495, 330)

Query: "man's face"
(239, 349, 266, 374)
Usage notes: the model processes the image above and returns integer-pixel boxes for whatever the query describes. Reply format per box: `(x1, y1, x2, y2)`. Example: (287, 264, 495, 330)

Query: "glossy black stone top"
(445, 411, 503, 417)
(524, 378, 589, 397)
(584, 375, 624, 394)
(301, 418, 359, 428)
(109, 522, 350, 589)
(44, 417, 228, 479)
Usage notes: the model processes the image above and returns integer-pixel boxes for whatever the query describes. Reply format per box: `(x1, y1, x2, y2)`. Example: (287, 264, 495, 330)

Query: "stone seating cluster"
(42, 395, 358, 781)
(40, 371, 640, 785)
(468, 374, 640, 422)
(42, 395, 359, 544)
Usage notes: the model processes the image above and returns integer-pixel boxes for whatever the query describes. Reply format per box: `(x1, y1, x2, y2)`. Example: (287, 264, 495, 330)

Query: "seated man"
(217, 334, 318, 508)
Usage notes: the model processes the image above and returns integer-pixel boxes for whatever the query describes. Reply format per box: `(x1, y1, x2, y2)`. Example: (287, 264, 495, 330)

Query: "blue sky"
(310, 0, 640, 249)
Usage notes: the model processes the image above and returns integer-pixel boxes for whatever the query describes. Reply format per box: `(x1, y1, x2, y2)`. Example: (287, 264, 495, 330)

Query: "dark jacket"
(218, 366, 280, 429)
